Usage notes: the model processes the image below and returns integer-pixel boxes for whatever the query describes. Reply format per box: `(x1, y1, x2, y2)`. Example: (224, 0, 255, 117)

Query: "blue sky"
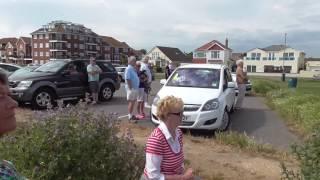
(1, 0, 320, 57)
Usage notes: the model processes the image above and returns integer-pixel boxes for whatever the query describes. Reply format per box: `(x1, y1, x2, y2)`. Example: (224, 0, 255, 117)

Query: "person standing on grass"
(235, 60, 247, 110)
(87, 57, 102, 105)
(125, 56, 140, 122)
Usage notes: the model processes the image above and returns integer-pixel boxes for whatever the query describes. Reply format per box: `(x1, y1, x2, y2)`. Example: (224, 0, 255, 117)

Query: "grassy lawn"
(250, 76, 320, 137)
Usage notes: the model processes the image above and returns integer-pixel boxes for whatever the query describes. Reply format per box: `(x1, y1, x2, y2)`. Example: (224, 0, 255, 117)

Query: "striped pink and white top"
(144, 124, 184, 179)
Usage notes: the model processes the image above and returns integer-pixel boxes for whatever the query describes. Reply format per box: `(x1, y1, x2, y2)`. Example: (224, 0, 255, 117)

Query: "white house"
(243, 45, 305, 73)
(192, 39, 232, 67)
(145, 46, 191, 67)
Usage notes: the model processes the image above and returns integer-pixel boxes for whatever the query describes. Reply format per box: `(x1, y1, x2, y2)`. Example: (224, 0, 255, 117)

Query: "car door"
(220, 68, 234, 111)
(56, 61, 86, 98)
(225, 68, 236, 109)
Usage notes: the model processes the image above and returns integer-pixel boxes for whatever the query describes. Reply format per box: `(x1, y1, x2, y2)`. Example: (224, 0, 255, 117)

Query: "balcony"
(279, 57, 294, 61)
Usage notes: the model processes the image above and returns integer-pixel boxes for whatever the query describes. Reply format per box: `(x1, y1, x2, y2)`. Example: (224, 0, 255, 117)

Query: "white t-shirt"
(140, 62, 152, 83)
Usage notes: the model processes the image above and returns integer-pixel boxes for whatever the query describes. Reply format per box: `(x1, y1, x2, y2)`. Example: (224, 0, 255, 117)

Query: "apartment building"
(31, 21, 108, 64)
(100, 36, 132, 64)
(243, 45, 305, 73)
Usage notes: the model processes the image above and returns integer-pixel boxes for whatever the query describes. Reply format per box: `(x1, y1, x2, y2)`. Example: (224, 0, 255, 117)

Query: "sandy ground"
(120, 122, 297, 180)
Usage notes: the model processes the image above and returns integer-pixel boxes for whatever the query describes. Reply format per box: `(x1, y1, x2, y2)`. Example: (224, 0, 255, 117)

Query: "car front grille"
(184, 104, 201, 112)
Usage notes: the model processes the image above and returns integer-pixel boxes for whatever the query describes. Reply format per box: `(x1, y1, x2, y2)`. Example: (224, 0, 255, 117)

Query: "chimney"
(225, 38, 229, 48)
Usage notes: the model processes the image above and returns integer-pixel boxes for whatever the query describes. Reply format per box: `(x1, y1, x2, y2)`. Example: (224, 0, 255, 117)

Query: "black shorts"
(89, 81, 99, 93)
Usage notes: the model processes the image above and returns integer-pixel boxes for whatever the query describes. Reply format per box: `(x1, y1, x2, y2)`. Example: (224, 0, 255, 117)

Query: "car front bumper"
(151, 105, 224, 130)
(10, 87, 33, 102)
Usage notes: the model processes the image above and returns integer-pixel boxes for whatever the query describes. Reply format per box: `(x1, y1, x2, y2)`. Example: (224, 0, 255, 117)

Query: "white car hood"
(157, 86, 221, 105)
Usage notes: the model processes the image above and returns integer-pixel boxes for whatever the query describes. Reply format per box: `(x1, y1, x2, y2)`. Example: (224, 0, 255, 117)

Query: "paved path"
(92, 82, 300, 150)
(230, 96, 300, 150)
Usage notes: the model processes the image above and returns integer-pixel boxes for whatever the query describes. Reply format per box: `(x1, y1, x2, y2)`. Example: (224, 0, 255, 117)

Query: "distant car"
(151, 64, 236, 131)
(231, 73, 252, 95)
(115, 66, 126, 82)
(313, 74, 320, 80)
(0, 67, 10, 76)
(0, 63, 21, 75)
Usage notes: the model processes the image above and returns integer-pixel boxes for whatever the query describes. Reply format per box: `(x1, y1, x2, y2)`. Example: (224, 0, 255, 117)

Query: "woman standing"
(143, 96, 194, 180)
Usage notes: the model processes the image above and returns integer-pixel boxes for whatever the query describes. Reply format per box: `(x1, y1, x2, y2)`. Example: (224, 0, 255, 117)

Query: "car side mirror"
(160, 79, 167, 85)
(227, 82, 235, 88)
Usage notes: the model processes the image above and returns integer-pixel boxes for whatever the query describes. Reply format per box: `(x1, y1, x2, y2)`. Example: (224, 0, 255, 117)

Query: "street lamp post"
(282, 33, 287, 82)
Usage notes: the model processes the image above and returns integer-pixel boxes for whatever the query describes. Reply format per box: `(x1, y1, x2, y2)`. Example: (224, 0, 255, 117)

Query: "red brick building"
(100, 36, 132, 65)
(193, 39, 232, 66)
(0, 37, 32, 64)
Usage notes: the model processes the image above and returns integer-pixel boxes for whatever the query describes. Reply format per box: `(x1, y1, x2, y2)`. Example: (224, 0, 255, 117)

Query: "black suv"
(9, 59, 120, 109)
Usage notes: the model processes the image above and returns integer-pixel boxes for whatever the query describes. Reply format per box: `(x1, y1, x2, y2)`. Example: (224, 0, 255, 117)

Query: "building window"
(247, 65, 256, 72)
(33, 35, 37, 39)
(34, 51, 38, 57)
(251, 53, 261, 60)
(79, 36, 84, 41)
(74, 43, 78, 48)
(289, 52, 295, 60)
(45, 43, 49, 48)
(40, 52, 43, 57)
(211, 51, 220, 59)
(34, 43, 38, 48)
(40, 60, 44, 64)
(80, 53, 84, 57)
(39, 34, 43, 39)
(74, 35, 78, 39)
(194, 51, 205, 58)
(67, 43, 71, 48)
(67, 34, 71, 39)
(104, 46, 110, 51)
(97, 46, 100, 50)
(39, 43, 43, 48)
(104, 54, 110, 59)
(46, 52, 49, 57)
(8, 52, 12, 55)
(45, 34, 49, 39)
(79, 44, 84, 49)
(19, 44, 23, 49)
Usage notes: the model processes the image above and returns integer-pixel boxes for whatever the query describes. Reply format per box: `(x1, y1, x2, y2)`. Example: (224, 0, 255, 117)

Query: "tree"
(139, 49, 147, 55)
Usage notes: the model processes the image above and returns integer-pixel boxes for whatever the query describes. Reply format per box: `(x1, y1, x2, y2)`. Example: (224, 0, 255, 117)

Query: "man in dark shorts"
(87, 57, 102, 105)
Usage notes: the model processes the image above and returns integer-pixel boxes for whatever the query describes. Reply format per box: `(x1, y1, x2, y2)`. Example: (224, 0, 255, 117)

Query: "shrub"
(0, 102, 145, 179)
(281, 128, 320, 180)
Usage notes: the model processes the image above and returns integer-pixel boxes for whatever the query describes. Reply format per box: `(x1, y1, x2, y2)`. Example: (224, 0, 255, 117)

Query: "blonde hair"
(157, 96, 184, 121)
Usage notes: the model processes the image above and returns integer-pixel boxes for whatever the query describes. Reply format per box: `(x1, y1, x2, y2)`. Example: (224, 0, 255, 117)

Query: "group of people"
(0, 58, 248, 179)
(124, 56, 152, 121)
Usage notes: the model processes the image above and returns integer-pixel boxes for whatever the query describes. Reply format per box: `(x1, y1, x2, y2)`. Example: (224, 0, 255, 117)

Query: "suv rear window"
(98, 62, 116, 72)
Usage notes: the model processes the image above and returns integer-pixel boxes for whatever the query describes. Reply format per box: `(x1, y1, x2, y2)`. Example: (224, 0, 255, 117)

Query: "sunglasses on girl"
(169, 111, 183, 117)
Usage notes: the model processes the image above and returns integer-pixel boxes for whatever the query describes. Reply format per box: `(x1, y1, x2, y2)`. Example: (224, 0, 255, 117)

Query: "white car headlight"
(202, 98, 219, 111)
(152, 95, 160, 106)
(17, 81, 33, 88)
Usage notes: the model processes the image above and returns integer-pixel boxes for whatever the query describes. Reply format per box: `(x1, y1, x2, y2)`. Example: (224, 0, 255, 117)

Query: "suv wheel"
(99, 84, 114, 101)
(217, 108, 231, 132)
(32, 88, 56, 110)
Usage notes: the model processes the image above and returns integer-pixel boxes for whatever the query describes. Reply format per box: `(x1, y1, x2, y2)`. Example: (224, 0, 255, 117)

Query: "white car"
(115, 66, 126, 82)
(151, 64, 236, 131)
(231, 73, 252, 95)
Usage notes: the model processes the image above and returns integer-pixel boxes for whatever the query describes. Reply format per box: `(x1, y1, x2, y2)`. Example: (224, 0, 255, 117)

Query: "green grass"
(251, 76, 320, 137)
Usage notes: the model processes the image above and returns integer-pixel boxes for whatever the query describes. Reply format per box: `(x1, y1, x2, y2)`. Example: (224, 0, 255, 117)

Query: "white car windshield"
(166, 68, 220, 89)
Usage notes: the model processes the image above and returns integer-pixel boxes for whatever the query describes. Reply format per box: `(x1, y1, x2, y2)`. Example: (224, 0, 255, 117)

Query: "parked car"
(151, 64, 236, 131)
(0, 63, 21, 75)
(231, 73, 252, 95)
(9, 59, 120, 109)
(115, 66, 126, 82)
